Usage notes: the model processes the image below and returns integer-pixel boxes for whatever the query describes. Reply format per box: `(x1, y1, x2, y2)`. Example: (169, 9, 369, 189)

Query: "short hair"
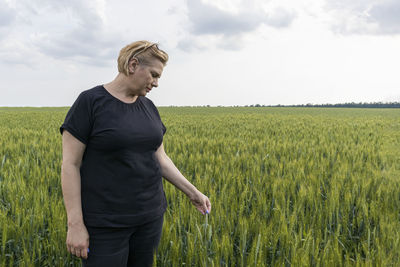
(117, 41, 169, 75)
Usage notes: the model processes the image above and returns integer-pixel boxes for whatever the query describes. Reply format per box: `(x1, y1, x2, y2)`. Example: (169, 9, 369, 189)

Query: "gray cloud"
(265, 7, 295, 28)
(187, 0, 295, 36)
(368, 0, 400, 34)
(179, 0, 296, 51)
(11, 0, 122, 66)
(38, 0, 117, 64)
(36, 30, 118, 65)
(0, 1, 16, 27)
(326, 0, 400, 35)
(187, 0, 265, 36)
(0, 1, 16, 41)
(176, 37, 205, 52)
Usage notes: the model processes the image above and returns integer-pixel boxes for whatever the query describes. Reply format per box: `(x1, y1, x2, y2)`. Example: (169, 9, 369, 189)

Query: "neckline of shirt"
(100, 85, 141, 105)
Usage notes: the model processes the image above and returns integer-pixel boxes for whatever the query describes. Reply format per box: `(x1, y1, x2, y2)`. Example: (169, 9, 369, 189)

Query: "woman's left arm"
(155, 142, 211, 215)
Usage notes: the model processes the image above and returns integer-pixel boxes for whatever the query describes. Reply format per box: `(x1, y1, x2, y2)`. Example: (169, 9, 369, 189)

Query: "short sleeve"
(60, 91, 93, 145)
(145, 97, 167, 136)
(161, 121, 166, 135)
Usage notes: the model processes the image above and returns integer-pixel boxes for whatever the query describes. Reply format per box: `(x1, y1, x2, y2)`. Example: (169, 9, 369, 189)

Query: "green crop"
(0, 107, 399, 266)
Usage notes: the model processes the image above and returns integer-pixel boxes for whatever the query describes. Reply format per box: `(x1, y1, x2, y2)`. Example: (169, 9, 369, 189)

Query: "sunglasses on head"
(131, 43, 158, 59)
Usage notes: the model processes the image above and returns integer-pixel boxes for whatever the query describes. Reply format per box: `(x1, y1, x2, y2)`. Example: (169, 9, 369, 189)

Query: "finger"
(202, 198, 210, 214)
(82, 247, 88, 259)
(198, 207, 205, 215)
(203, 204, 208, 214)
(75, 248, 81, 258)
(201, 206, 208, 215)
(68, 245, 74, 255)
(207, 199, 211, 213)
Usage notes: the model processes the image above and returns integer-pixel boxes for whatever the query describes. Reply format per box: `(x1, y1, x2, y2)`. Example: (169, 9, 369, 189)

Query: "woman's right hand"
(66, 222, 90, 259)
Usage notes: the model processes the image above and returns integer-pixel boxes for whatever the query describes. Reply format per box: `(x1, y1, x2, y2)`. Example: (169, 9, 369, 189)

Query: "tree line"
(243, 102, 400, 108)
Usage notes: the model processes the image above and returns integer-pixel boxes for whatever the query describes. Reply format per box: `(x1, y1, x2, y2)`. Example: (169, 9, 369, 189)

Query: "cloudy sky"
(1, 0, 399, 107)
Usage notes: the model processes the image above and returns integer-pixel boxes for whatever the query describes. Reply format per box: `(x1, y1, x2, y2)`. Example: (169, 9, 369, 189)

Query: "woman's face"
(130, 58, 164, 96)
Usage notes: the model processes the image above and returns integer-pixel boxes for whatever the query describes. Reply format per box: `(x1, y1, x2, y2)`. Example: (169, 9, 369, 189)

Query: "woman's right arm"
(61, 130, 89, 259)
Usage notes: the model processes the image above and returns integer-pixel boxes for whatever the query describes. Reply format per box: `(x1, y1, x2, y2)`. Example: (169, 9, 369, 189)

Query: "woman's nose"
(152, 79, 158, 87)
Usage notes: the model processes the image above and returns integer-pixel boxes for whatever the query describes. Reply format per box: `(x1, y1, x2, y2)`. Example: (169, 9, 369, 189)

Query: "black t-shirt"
(60, 85, 167, 227)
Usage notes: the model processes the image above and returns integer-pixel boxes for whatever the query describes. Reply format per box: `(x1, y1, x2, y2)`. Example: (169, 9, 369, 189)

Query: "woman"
(60, 40, 211, 266)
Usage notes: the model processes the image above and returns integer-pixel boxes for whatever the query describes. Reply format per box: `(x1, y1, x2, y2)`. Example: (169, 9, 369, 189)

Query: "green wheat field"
(0, 107, 399, 266)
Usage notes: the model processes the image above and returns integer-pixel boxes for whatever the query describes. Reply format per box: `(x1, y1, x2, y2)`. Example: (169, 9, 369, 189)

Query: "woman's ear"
(129, 58, 139, 74)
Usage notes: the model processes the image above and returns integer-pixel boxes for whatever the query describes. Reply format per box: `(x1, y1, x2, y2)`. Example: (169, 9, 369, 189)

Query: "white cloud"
(0, 39, 39, 66)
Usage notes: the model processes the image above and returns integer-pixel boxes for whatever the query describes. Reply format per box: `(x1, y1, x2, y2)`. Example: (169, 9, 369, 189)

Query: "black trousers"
(81, 215, 164, 267)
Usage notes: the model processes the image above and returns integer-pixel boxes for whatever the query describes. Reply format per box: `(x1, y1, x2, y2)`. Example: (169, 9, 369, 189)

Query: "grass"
(0, 107, 399, 266)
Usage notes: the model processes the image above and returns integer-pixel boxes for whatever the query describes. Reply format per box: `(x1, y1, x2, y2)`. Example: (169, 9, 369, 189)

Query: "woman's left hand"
(189, 190, 211, 215)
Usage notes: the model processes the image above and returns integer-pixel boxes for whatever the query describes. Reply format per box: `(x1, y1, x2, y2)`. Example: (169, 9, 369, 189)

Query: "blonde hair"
(117, 41, 169, 75)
